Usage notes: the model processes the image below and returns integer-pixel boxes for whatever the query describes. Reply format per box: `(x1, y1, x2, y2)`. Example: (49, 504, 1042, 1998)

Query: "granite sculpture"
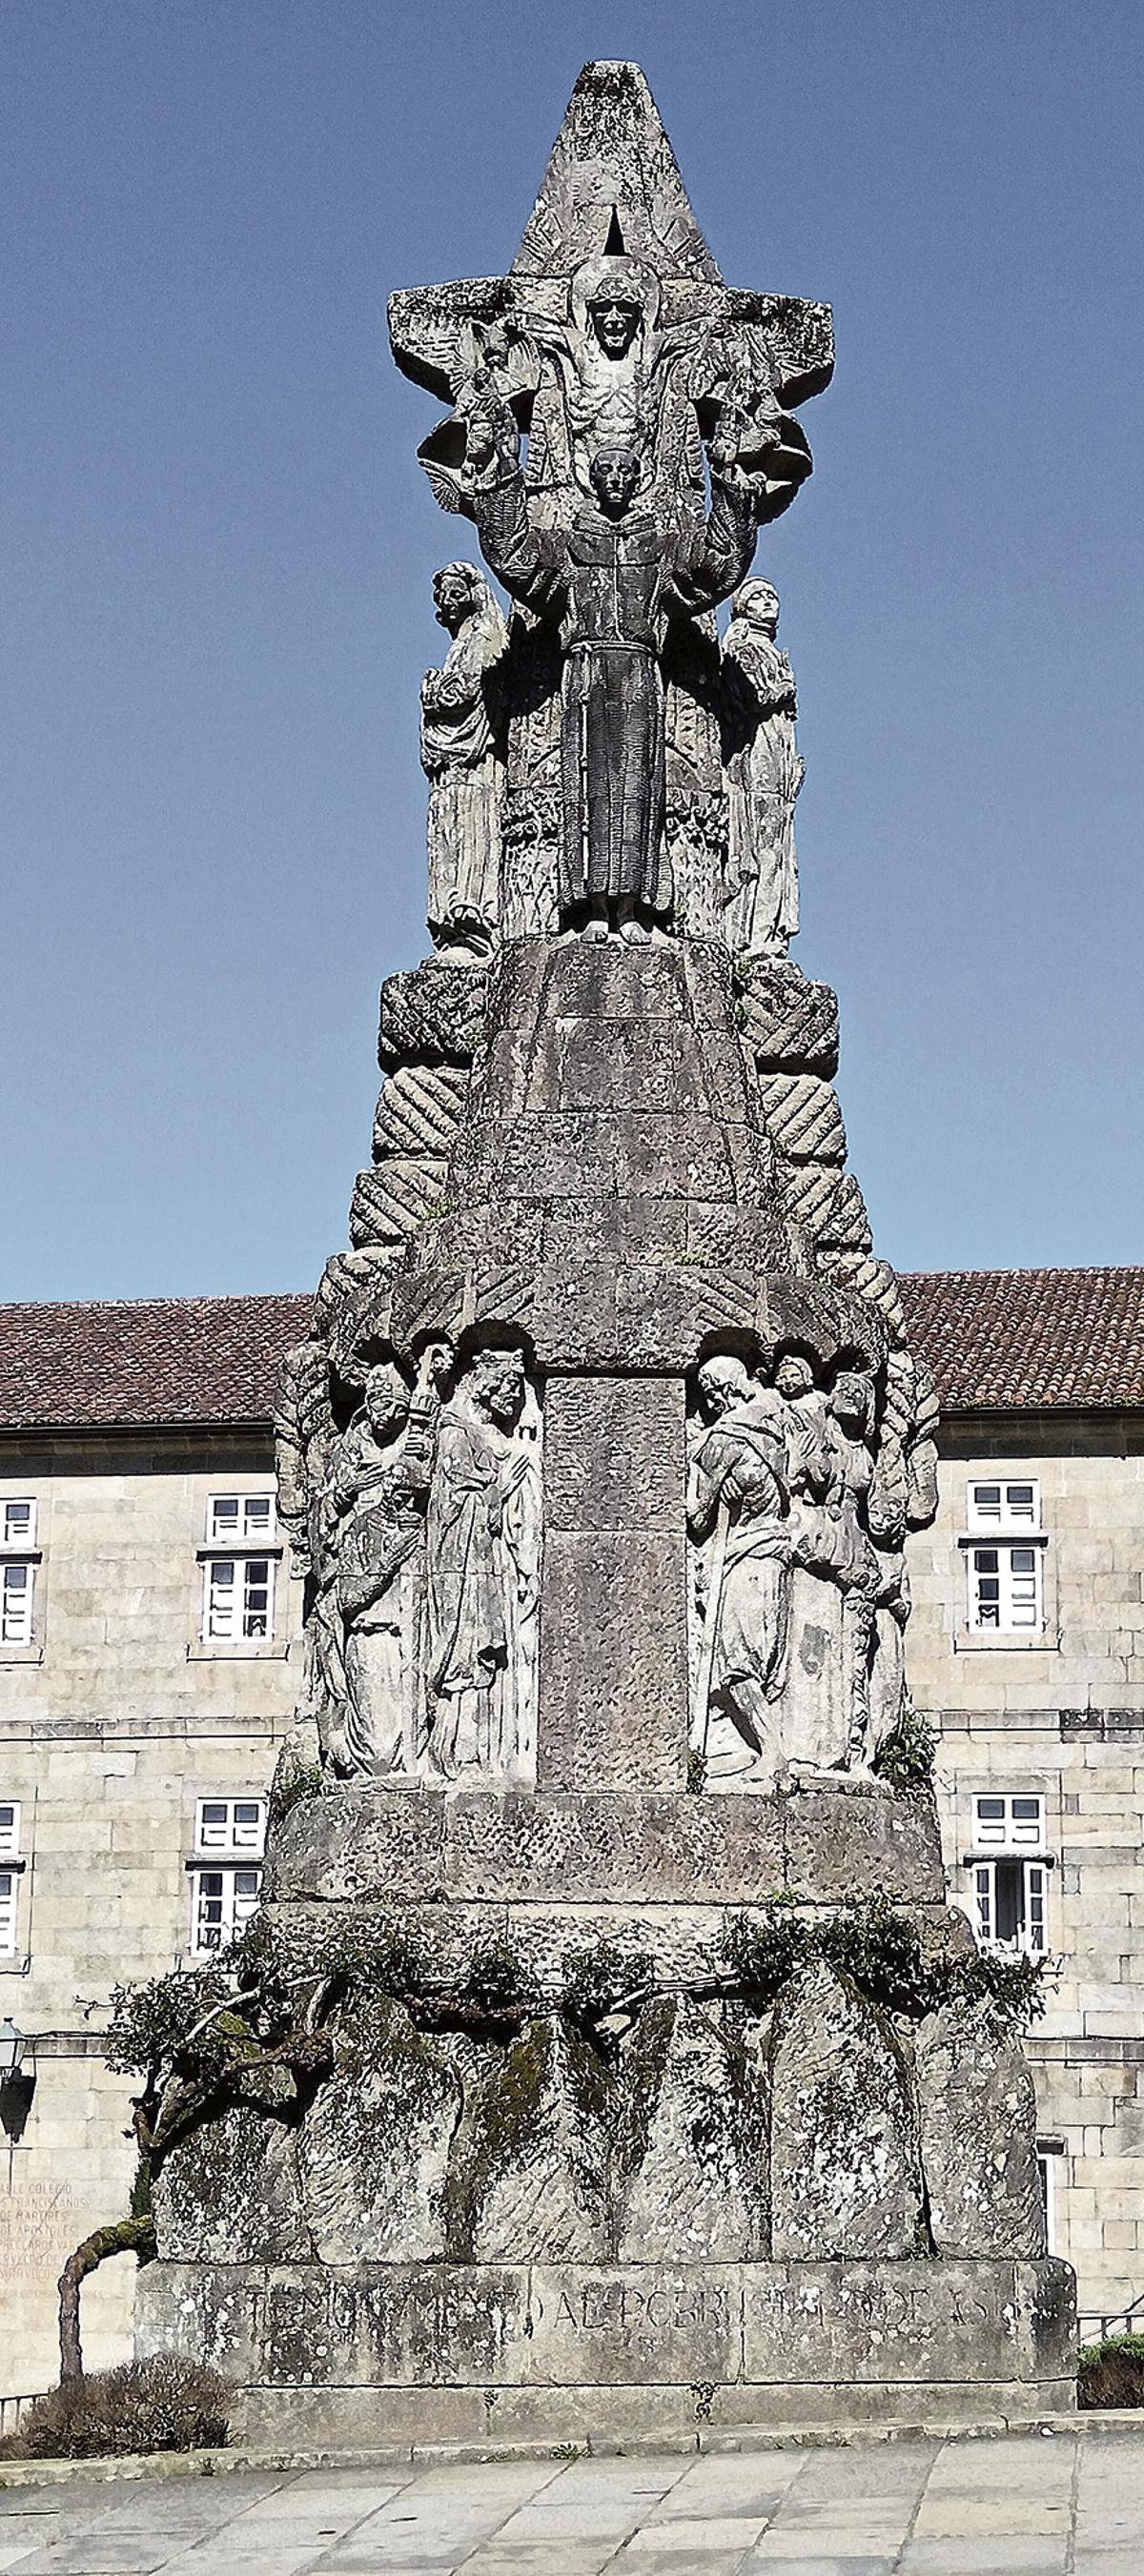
(419, 563, 507, 955)
(722, 579, 803, 958)
(138, 62, 1074, 2443)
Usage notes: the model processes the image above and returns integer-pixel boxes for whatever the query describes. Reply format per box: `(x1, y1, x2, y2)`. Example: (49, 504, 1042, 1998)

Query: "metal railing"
(0, 2390, 50, 2437)
(1078, 2292, 1144, 2343)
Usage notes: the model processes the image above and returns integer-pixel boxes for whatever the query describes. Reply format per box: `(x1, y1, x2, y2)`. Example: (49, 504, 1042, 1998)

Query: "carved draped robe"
(688, 1392, 792, 1781)
(419, 597, 506, 943)
(334, 1418, 424, 1777)
(423, 1398, 508, 1778)
(472, 464, 758, 920)
(722, 626, 804, 956)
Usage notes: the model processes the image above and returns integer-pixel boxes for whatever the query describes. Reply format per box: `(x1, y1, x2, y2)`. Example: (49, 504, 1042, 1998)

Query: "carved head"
(470, 1349, 526, 1430)
(830, 1370, 873, 1437)
(731, 578, 781, 638)
(589, 442, 643, 518)
(588, 295, 642, 358)
(775, 1351, 815, 1400)
(697, 1354, 753, 1420)
(571, 251, 659, 353)
(433, 562, 482, 633)
(364, 1362, 411, 1443)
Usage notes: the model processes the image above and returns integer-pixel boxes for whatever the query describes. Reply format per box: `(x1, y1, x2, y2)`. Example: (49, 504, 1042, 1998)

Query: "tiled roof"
(898, 1267, 1144, 1413)
(0, 1268, 1141, 1430)
(0, 1295, 312, 1430)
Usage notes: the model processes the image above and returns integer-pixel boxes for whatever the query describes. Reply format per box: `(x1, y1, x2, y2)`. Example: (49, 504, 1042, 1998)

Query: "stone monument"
(136, 62, 1074, 2444)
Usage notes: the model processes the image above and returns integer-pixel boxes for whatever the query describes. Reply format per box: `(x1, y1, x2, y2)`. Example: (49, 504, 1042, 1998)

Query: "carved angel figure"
(419, 563, 507, 954)
(721, 579, 804, 958)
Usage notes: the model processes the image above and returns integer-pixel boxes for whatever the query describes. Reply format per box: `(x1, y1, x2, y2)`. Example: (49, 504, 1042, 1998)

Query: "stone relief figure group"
(308, 1343, 541, 1787)
(293, 1327, 933, 1803)
(687, 1346, 937, 1793)
(414, 241, 808, 960)
(419, 552, 804, 960)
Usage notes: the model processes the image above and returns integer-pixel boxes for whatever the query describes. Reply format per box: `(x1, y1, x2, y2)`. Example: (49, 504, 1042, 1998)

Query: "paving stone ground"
(0, 2433, 1141, 2576)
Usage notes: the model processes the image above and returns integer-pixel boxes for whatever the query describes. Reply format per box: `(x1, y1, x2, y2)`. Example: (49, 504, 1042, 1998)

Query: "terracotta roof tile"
(0, 1268, 1141, 1430)
(0, 1295, 313, 1430)
(898, 1266, 1144, 1412)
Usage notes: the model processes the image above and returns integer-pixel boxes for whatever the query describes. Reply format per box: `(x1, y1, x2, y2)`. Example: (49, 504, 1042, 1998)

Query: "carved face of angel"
(589, 443, 642, 517)
(433, 566, 478, 632)
(731, 578, 781, 639)
(588, 296, 642, 358)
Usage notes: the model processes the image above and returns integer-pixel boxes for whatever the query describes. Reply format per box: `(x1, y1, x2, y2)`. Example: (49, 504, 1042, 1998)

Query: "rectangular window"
(194, 1797, 265, 1856)
(188, 1797, 266, 1957)
(0, 1805, 20, 1957)
(1036, 2147, 1060, 2255)
(190, 1867, 262, 1956)
(206, 1493, 275, 1545)
(0, 1562, 33, 1647)
(972, 1856, 1048, 1957)
(968, 1479, 1040, 1531)
(1, 1500, 35, 1549)
(972, 1793, 1045, 1850)
(202, 1556, 274, 1642)
(967, 1542, 1043, 1633)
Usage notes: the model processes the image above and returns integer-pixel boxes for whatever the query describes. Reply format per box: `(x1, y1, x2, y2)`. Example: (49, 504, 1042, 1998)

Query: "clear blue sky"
(4, 0, 1142, 1300)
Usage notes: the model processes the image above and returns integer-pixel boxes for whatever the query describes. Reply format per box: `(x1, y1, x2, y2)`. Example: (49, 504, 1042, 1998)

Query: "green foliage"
(873, 1704, 937, 1794)
(273, 1756, 323, 1821)
(104, 1964, 235, 2082)
(561, 1938, 655, 2030)
(1078, 2332, 1144, 2409)
(105, 1916, 309, 2092)
(0, 2359, 229, 2462)
(717, 1897, 1049, 2029)
(460, 1940, 535, 2018)
(317, 1915, 433, 2003)
(953, 1944, 1049, 2025)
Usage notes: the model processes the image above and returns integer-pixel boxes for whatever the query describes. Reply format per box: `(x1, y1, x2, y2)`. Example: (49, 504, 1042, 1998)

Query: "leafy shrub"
(460, 1941, 535, 2018)
(873, 1704, 937, 1793)
(717, 1897, 1049, 2029)
(1078, 2332, 1144, 2409)
(0, 2358, 229, 2461)
(562, 1939, 655, 2031)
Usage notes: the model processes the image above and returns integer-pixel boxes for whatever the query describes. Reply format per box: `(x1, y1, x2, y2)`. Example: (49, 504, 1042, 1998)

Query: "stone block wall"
(0, 1433, 297, 2397)
(906, 1411, 1144, 2327)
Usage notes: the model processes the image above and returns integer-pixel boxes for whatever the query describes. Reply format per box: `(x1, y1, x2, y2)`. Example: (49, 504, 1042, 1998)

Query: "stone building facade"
(0, 1296, 308, 2399)
(0, 1266, 1141, 2397)
(904, 1265, 1144, 2336)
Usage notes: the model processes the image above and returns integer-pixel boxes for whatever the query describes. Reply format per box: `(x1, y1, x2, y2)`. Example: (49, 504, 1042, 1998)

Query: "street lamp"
(0, 2018, 23, 2079)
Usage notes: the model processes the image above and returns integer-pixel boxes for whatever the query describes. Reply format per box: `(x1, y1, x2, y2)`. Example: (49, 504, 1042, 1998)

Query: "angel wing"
(419, 456, 468, 516)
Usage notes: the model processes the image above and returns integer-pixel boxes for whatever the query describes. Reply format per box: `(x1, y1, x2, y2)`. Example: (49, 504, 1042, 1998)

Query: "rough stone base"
(136, 2256, 1075, 2444)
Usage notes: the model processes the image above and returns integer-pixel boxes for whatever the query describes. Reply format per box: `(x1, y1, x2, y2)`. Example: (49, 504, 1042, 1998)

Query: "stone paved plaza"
(1, 2435, 1142, 2576)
